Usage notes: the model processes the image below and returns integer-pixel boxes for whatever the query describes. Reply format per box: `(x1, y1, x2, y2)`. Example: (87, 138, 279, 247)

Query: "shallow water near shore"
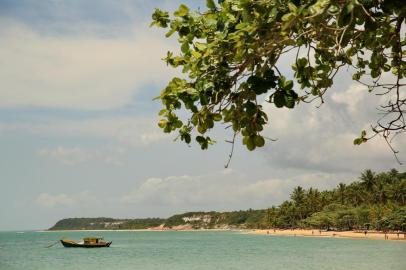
(1, 231, 405, 270)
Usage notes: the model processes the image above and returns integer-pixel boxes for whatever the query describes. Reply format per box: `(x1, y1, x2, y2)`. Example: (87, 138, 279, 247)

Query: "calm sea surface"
(0, 231, 405, 270)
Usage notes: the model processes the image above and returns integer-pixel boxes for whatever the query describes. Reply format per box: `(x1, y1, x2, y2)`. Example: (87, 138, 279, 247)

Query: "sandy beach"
(37, 228, 231, 233)
(39, 228, 406, 241)
(250, 229, 406, 241)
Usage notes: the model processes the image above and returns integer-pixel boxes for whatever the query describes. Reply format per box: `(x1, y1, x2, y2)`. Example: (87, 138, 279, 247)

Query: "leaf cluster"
(152, 0, 405, 155)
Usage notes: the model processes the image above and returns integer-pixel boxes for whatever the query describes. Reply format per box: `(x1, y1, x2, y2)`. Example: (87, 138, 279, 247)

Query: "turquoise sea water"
(0, 231, 405, 270)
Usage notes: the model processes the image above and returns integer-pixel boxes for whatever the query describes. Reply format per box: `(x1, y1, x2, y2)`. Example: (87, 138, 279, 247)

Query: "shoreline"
(249, 229, 406, 241)
(36, 228, 234, 233)
(37, 228, 406, 241)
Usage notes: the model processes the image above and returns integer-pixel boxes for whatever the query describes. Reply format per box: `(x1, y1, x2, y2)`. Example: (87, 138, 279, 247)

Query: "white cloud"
(331, 84, 367, 115)
(0, 19, 177, 110)
(120, 170, 349, 213)
(35, 191, 99, 208)
(35, 193, 75, 207)
(38, 146, 126, 165)
(1, 115, 171, 148)
(260, 81, 406, 173)
(31, 170, 351, 217)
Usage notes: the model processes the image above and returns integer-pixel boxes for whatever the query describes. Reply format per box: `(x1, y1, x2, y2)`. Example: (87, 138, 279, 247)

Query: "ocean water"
(0, 231, 405, 270)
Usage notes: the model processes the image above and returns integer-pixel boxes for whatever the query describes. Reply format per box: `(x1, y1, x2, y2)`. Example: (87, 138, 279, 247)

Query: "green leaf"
(213, 114, 222, 121)
(184, 134, 191, 144)
(288, 3, 297, 13)
(158, 109, 167, 116)
(346, 3, 354, 14)
(196, 136, 209, 150)
(273, 91, 285, 108)
(245, 101, 257, 116)
(254, 135, 265, 147)
(191, 50, 202, 58)
(242, 136, 248, 145)
(353, 130, 368, 145)
(246, 136, 256, 151)
(197, 124, 207, 134)
(282, 80, 294, 90)
(352, 72, 361, 80)
(281, 13, 295, 22)
(165, 28, 176, 37)
(284, 91, 297, 109)
(175, 120, 183, 128)
(151, 9, 170, 28)
(338, 9, 352, 27)
(174, 4, 189, 17)
(353, 138, 363, 145)
(158, 119, 167, 128)
(297, 58, 308, 68)
(196, 136, 205, 143)
(181, 42, 190, 54)
(206, 0, 216, 10)
(235, 22, 247, 30)
(194, 42, 206, 51)
(328, 5, 339, 14)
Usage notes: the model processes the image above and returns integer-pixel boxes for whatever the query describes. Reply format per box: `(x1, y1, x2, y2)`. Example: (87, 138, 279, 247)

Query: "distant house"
(182, 215, 211, 223)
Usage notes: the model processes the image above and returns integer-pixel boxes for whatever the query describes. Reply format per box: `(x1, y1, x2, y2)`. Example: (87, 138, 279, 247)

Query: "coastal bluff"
(49, 170, 406, 233)
(48, 210, 266, 231)
(49, 217, 166, 230)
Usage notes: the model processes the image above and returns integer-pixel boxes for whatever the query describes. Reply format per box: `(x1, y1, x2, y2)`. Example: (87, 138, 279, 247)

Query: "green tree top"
(152, 0, 405, 163)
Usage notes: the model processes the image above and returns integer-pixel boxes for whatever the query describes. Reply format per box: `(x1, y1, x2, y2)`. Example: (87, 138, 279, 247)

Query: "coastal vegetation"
(272, 170, 406, 231)
(50, 217, 166, 230)
(50, 169, 406, 232)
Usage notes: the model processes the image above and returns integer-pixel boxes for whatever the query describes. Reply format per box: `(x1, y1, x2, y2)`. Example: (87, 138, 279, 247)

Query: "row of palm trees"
(266, 169, 406, 230)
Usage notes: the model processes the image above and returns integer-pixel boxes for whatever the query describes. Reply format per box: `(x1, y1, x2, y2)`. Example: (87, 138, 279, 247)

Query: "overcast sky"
(0, 0, 405, 231)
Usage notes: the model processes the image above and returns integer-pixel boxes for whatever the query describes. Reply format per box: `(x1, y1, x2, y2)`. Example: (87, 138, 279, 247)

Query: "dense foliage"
(162, 169, 406, 231)
(50, 170, 406, 232)
(49, 217, 165, 230)
(287, 169, 406, 231)
(164, 210, 266, 229)
(152, 0, 405, 156)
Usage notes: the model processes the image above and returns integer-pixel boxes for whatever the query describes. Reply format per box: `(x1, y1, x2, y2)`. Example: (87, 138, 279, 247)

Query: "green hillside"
(49, 217, 165, 230)
(49, 169, 406, 231)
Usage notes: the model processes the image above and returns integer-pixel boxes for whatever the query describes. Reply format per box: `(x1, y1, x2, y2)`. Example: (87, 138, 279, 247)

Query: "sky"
(0, 0, 405, 231)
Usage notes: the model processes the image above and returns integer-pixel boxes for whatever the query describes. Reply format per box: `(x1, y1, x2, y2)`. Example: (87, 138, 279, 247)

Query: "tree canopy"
(152, 0, 405, 161)
(49, 170, 406, 231)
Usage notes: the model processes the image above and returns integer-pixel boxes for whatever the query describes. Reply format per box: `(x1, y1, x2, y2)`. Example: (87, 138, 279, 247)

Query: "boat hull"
(60, 240, 112, 248)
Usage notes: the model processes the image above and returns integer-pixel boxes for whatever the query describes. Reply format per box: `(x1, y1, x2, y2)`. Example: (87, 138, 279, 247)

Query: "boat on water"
(60, 237, 112, 248)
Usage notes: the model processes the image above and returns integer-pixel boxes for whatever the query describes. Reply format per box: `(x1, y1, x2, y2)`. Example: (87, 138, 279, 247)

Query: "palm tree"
(389, 168, 399, 179)
(337, 183, 346, 205)
(279, 201, 297, 228)
(346, 182, 365, 206)
(306, 188, 321, 213)
(291, 186, 306, 221)
(267, 206, 278, 228)
(390, 180, 406, 205)
(291, 186, 305, 205)
(375, 181, 388, 204)
(320, 191, 331, 208)
(360, 169, 376, 192)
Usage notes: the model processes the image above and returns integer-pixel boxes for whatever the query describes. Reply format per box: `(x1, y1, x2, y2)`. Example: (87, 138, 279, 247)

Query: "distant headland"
(48, 169, 406, 241)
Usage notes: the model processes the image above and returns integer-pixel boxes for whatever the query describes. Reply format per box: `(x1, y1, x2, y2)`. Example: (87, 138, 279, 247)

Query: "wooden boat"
(60, 237, 112, 248)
